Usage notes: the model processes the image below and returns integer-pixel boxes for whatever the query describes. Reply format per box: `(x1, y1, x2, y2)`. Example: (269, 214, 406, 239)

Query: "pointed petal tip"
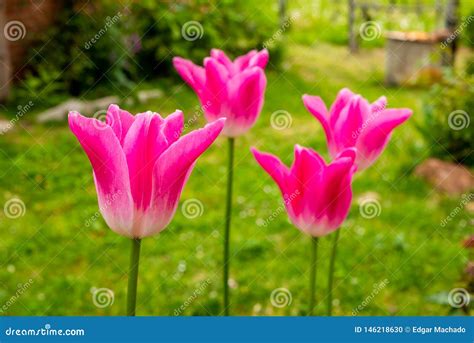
(172, 56, 185, 64)
(68, 110, 80, 118)
(250, 146, 262, 157)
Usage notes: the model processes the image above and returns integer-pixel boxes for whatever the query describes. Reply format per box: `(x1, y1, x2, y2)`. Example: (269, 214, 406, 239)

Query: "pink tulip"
(302, 88, 412, 170)
(69, 104, 225, 238)
(252, 145, 357, 237)
(173, 48, 268, 137)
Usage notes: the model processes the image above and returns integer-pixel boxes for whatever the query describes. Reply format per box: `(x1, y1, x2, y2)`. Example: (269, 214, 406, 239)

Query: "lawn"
(0, 34, 470, 317)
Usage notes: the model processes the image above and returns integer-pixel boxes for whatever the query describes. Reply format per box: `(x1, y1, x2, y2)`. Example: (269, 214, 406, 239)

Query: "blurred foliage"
(418, 69, 474, 166)
(11, 0, 282, 107)
(129, 0, 282, 77)
(464, 11, 474, 47)
(12, 1, 136, 104)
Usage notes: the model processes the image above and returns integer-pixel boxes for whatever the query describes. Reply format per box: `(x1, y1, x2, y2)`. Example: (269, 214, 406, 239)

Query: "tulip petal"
(302, 94, 331, 146)
(319, 148, 356, 231)
(203, 58, 230, 119)
(371, 96, 387, 114)
(68, 112, 134, 237)
(106, 104, 135, 145)
(162, 110, 184, 146)
(332, 96, 369, 155)
(356, 108, 412, 169)
(173, 57, 205, 96)
(210, 48, 234, 72)
(291, 145, 325, 220)
(143, 119, 225, 237)
(248, 49, 269, 69)
(234, 50, 257, 71)
(123, 112, 168, 211)
(251, 147, 291, 196)
(227, 67, 266, 136)
(329, 88, 356, 128)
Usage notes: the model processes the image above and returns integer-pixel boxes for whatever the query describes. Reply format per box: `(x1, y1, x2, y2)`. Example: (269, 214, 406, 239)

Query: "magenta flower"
(69, 104, 225, 239)
(302, 88, 412, 170)
(252, 145, 357, 237)
(173, 48, 268, 137)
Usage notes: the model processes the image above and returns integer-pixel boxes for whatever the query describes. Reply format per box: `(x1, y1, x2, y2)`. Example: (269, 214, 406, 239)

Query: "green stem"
(308, 236, 319, 316)
(127, 238, 141, 316)
(327, 229, 340, 316)
(223, 137, 235, 316)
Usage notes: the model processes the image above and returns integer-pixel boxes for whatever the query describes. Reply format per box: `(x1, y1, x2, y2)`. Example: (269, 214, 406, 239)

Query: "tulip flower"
(174, 49, 268, 315)
(69, 104, 224, 315)
(303, 89, 412, 315)
(173, 48, 268, 137)
(302, 88, 412, 171)
(252, 145, 356, 315)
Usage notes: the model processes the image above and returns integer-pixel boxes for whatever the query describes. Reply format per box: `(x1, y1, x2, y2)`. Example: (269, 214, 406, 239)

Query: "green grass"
(0, 40, 471, 316)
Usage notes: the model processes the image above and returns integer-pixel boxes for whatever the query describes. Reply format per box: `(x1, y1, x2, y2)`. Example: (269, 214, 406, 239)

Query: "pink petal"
(332, 95, 369, 156)
(248, 49, 269, 69)
(329, 88, 356, 128)
(302, 94, 332, 147)
(68, 112, 134, 237)
(226, 67, 266, 136)
(290, 145, 325, 219)
(371, 96, 387, 114)
(318, 148, 356, 232)
(122, 112, 167, 211)
(234, 50, 257, 71)
(106, 104, 135, 145)
(356, 108, 412, 170)
(251, 147, 291, 196)
(203, 58, 229, 119)
(173, 57, 205, 96)
(161, 110, 184, 146)
(144, 119, 225, 237)
(210, 49, 235, 73)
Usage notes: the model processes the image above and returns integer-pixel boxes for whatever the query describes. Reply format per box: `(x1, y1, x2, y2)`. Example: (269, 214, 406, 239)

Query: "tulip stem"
(127, 238, 141, 316)
(327, 229, 340, 316)
(223, 137, 235, 316)
(309, 236, 319, 316)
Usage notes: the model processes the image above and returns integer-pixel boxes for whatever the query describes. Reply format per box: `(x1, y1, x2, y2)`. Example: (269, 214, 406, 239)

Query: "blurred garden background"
(0, 0, 473, 316)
